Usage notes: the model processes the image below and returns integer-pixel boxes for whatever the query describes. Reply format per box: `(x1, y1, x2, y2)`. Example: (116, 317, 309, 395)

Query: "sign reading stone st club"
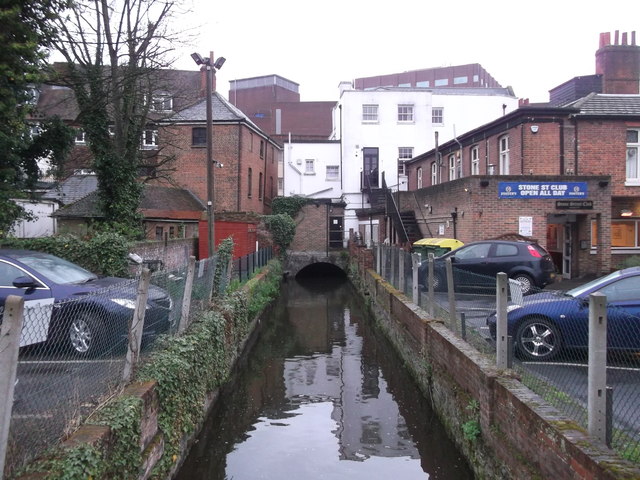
(498, 182, 588, 199)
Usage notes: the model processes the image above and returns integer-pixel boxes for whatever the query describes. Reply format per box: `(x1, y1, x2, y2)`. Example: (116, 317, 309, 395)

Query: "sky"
(170, 0, 639, 103)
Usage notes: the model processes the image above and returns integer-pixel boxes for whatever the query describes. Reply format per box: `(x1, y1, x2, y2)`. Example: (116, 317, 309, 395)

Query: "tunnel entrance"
(295, 262, 347, 280)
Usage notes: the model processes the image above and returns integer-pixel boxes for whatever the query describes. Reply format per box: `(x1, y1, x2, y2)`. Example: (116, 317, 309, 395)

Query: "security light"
(191, 52, 205, 65)
(213, 57, 226, 70)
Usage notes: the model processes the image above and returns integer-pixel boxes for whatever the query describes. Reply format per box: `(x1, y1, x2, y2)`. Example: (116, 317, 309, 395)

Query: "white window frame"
(362, 104, 378, 123)
(499, 135, 509, 174)
(74, 129, 86, 144)
(417, 167, 423, 189)
(432, 107, 443, 125)
(304, 159, 315, 174)
(398, 147, 413, 175)
(397, 104, 414, 123)
(471, 145, 480, 175)
(141, 129, 158, 149)
(431, 162, 438, 185)
(326, 165, 339, 180)
(626, 129, 640, 185)
(449, 154, 456, 180)
(149, 93, 173, 112)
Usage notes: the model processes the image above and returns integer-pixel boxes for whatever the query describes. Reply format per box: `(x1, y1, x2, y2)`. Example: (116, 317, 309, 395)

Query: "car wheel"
(515, 317, 561, 361)
(67, 312, 105, 357)
(512, 273, 534, 295)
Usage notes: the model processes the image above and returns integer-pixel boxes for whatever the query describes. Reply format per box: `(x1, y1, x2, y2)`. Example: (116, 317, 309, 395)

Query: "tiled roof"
(568, 93, 640, 116)
(168, 91, 260, 130)
(53, 184, 204, 219)
(42, 174, 98, 205)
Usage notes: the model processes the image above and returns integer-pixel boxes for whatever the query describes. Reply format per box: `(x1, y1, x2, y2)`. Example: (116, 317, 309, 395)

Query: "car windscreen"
(15, 253, 98, 285)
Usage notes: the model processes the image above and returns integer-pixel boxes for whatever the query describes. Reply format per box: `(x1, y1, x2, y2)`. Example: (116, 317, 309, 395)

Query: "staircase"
(399, 211, 422, 244)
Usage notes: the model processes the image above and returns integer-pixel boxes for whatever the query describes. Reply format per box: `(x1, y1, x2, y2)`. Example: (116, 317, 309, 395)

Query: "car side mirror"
(13, 276, 40, 291)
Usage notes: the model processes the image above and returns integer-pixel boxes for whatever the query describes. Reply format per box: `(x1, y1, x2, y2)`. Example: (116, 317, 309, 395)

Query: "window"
(499, 135, 509, 174)
(416, 80, 430, 88)
(397, 104, 414, 122)
(362, 104, 378, 122)
(435, 78, 449, 86)
(249, 133, 254, 152)
(626, 129, 639, 184)
(431, 162, 438, 185)
(611, 220, 640, 247)
(74, 129, 86, 144)
(270, 176, 274, 198)
(192, 127, 206, 146)
(449, 154, 456, 180)
(149, 93, 173, 112)
(432, 107, 443, 124)
(417, 167, 423, 189)
(247, 168, 252, 198)
(169, 226, 175, 238)
(260, 140, 265, 159)
(141, 129, 158, 149)
(0, 261, 26, 287)
(326, 165, 339, 180)
(470, 146, 480, 175)
(305, 159, 315, 174)
(259, 172, 263, 200)
(155, 226, 163, 240)
(454, 76, 468, 85)
(494, 244, 519, 257)
(278, 178, 284, 195)
(398, 147, 413, 175)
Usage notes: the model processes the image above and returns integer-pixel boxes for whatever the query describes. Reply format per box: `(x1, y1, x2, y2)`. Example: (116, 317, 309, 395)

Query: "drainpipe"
(453, 125, 463, 177)
(451, 207, 458, 239)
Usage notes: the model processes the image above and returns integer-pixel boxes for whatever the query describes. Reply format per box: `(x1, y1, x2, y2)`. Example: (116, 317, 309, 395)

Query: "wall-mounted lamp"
(621, 209, 633, 217)
(599, 180, 609, 188)
(464, 188, 471, 193)
(530, 125, 539, 134)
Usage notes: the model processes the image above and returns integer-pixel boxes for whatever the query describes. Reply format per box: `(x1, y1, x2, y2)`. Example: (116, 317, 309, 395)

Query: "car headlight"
(111, 298, 149, 310)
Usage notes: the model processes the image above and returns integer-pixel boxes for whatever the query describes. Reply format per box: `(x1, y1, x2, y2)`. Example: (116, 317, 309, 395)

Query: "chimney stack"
(595, 30, 640, 94)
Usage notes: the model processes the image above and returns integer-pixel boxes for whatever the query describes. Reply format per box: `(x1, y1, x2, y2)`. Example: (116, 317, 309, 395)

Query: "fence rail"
(374, 244, 640, 463)
(0, 247, 273, 478)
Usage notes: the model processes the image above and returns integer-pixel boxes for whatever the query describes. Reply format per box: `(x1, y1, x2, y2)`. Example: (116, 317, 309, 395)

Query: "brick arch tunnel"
(284, 252, 350, 279)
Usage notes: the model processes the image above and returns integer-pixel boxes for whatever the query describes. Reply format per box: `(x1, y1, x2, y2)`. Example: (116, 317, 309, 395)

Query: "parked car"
(0, 249, 172, 357)
(417, 240, 556, 295)
(486, 267, 640, 361)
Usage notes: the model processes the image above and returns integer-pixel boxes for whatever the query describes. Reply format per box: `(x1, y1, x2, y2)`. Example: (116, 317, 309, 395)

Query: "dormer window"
(149, 93, 173, 112)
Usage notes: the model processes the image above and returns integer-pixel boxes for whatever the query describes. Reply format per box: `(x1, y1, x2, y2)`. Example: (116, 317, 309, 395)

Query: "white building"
(281, 82, 519, 246)
(331, 83, 519, 244)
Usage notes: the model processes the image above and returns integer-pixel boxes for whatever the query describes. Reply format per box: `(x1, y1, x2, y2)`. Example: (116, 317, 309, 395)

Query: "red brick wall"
(290, 203, 329, 252)
(198, 219, 257, 259)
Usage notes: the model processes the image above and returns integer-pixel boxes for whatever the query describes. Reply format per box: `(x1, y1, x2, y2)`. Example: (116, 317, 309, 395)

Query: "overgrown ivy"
(270, 195, 309, 219)
(262, 214, 296, 256)
(212, 237, 234, 296)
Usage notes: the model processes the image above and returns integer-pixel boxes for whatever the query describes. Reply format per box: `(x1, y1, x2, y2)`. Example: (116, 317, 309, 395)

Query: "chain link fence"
(1, 247, 273, 478)
(374, 244, 640, 463)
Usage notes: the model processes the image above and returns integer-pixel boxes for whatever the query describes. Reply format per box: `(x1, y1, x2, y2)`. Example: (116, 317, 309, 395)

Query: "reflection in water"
(175, 277, 474, 480)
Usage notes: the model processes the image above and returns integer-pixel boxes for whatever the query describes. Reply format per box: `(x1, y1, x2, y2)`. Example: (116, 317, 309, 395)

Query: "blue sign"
(498, 182, 588, 199)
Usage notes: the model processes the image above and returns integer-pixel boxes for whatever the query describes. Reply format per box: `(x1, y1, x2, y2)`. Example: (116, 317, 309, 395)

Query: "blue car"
(0, 249, 172, 357)
(486, 267, 640, 361)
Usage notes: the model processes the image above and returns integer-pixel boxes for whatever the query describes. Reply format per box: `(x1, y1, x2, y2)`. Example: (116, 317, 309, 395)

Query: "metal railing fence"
(374, 244, 640, 463)
(0, 249, 261, 478)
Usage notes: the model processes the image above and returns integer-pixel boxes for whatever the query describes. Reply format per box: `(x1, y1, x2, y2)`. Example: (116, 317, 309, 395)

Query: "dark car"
(417, 240, 556, 295)
(486, 267, 640, 361)
(0, 249, 172, 357)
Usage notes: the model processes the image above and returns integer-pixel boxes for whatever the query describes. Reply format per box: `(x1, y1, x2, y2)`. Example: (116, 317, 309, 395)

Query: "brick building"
(400, 31, 640, 279)
(228, 75, 335, 144)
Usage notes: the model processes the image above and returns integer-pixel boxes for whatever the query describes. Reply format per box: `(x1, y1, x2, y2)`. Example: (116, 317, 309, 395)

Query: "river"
(175, 275, 474, 479)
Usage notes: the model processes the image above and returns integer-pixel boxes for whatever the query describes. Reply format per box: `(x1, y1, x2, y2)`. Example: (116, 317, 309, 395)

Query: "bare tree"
(50, 0, 183, 234)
